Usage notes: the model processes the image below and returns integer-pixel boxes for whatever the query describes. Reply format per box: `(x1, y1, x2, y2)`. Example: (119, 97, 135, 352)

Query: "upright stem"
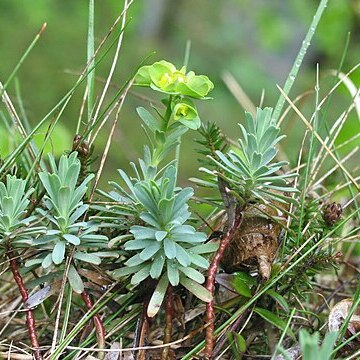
(174, 136, 181, 182)
(81, 290, 105, 359)
(7, 246, 42, 360)
(134, 300, 150, 360)
(162, 95, 173, 132)
(174, 40, 191, 181)
(86, 0, 95, 138)
(161, 285, 173, 360)
(272, 0, 328, 123)
(204, 214, 242, 359)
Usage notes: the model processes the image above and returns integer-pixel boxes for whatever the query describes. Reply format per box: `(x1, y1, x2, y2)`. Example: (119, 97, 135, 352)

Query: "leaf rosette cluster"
(112, 163, 215, 316)
(27, 153, 113, 293)
(0, 175, 45, 251)
(205, 107, 298, 203)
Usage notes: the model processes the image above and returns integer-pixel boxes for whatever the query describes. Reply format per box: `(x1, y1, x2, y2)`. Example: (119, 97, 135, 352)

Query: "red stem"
(204, 214, 242, 359)
(81, 290, 106, 359)
(161, 285, 173, 360)
(7, 247, 42, 360)
(135, 301, 150, 360)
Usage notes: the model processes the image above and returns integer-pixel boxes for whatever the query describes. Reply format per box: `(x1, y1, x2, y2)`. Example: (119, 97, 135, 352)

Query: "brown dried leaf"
(78, 268, 113, 288)
(328, 298, 360, 352)
(222, 202, 288, 279)
(328, 298, 353, 332)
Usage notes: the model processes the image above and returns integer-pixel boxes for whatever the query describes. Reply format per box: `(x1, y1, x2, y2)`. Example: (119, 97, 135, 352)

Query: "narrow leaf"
(52, 241, 66, 265)
(147, 273, 169, 317)
(254, 307, 295, 339)
(180, 275, 212, 302)
(266, 289, 290, 313)
(68, 265, 84, 294)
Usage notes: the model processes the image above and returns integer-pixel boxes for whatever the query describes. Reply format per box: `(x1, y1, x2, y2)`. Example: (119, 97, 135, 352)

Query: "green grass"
(0, 1, 360, 360)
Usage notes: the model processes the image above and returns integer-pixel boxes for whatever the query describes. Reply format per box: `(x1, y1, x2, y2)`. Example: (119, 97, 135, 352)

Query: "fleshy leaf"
(68, 265, 84, 294)
(180, 275, 212, 302)
(147, 273, 169, 317)
(52, 241, 66, 265)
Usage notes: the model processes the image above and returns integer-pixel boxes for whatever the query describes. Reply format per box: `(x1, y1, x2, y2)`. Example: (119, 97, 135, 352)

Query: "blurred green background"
(0, 0, 359, 188)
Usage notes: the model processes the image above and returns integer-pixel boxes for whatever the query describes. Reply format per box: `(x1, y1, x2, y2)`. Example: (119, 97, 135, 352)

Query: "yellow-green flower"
(175, 71, 214, 99)
(173, 101, 201, 130)
(134, 60, 214, 99)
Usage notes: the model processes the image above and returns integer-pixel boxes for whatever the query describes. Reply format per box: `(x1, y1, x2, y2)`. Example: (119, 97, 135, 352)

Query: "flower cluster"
(135, 60, 213, 99)
(135, 60, 213, 130)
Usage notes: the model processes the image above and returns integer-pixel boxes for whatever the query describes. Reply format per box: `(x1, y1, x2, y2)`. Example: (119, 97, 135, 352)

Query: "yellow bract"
(134, 60, 213, 99)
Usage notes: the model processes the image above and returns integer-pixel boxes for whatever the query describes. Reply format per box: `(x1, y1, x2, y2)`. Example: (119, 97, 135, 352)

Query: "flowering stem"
(161, 285, 174, 360)
(81, 290, 105, 359)
(162, 95, 173, 131)
(6, 244, 42, 360)
(204, 213, 243, 359)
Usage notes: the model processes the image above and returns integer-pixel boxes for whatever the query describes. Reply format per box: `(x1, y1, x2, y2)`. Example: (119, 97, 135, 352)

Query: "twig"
(88, 77, 134, 203)
(204, 213, 242, 359)
(134, 300, 150, 360)
(88, 0, 131, 144)
(81, 290, 106, 359)
(161, 285, 173, 360)
(6, 245, 42, 360)
(50, 252, 74, 353)
(212, 308, 250, 358)
(277, 85, 359, 191)
(26, 189, 46, 217)
(0, 81, 39, 167)
(222, 71, 256, 116)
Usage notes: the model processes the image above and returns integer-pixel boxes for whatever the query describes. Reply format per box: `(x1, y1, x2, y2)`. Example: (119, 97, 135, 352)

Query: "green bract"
(207, 107, 298, 203)
(173, 99, 201, 130)
(135, 60, 214, 99)
(29, 153, 113, 293)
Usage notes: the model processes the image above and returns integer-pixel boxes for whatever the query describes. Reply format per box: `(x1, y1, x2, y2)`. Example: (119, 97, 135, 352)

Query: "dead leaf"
(25, 285, 52, 308)
(221, 200, 288, 279)
(328, 298, 360, 352)
(104, 342, 121, 360)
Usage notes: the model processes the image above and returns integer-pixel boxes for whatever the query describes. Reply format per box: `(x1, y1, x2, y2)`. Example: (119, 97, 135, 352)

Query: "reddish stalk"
(204, 214, 242, 359)
(81, 290, 106, 359)
(161, 285, 173, 360)
(135, 300, 150, 360)
(7, 247, 42, 360)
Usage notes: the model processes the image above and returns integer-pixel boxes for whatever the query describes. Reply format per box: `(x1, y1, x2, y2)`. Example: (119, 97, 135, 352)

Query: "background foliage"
(0, 1, 360, 359)
(0, 0, 359, 185)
